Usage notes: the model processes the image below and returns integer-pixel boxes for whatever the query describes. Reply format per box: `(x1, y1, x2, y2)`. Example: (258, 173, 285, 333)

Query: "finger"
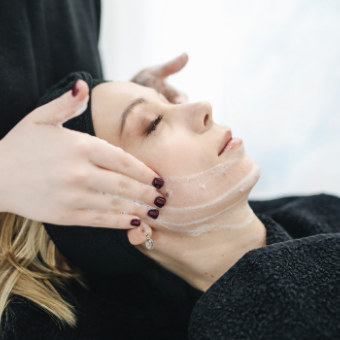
(30, 80, 89, 126)
(127, 223, 152, 245)
(173, 91, 188, 104)
(77, 191, 161, 220)
(161, 83, 189, 104)
(154, 53, 189, 78)
(89, 140, 164, 189)
(71, 209, 144, 229)
(88, 167, 166, 209)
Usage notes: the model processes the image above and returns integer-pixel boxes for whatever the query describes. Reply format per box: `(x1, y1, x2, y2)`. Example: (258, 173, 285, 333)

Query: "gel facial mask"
(154, 153, 260, 236)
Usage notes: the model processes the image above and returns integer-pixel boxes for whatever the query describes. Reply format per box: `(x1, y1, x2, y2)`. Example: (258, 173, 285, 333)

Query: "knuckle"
(74, 138, 92, 155)
(112, 215, 121, 229)
(117, 179, 130, 197)
(117, 155, 131, 172)
(69, 193, 85, 206)
(110, 198, 121, 210)
(68, 169, 90, 185)
(55, 97, 68, 113)
(57, 191, 82, 209)
(91, 213, 105, 227)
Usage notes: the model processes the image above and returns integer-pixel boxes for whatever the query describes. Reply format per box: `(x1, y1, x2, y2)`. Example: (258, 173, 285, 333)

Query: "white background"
(99, 0, 340, 199)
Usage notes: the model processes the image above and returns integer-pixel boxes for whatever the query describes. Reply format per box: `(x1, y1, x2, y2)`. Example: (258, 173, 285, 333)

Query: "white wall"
(99, 0, 340, 199)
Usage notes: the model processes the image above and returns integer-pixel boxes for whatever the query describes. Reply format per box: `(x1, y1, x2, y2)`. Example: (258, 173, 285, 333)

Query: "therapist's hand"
(0, 80, 165, 229)
(131, 53, 188, 104)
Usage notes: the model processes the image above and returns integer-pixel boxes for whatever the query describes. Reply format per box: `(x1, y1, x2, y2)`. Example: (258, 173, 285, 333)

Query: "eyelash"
(146, 115, 163, 135)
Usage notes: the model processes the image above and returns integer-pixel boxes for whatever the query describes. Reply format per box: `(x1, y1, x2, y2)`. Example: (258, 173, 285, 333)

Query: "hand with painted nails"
(0, 80, 165, 229)
(131, 53, 189, 104)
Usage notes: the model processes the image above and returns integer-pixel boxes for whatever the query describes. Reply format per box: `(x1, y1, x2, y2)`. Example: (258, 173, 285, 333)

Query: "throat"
(155, 208, 267, 292)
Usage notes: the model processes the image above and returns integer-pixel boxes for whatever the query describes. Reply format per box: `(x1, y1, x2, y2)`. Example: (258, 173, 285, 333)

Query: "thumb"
(155, 53, 189, 78)
(30, 80, 90, 126)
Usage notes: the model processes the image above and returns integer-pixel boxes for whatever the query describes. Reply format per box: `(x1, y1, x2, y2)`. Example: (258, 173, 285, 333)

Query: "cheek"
(133, 134, 216, 177)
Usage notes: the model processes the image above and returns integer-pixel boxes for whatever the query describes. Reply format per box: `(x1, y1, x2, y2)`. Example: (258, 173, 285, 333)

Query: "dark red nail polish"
(152, 178, 164, 189)
(154, 196, 166, 208)
(130, 219, 141, 226)
(148, 209, 159, 219)
(72, 81, 79, 97)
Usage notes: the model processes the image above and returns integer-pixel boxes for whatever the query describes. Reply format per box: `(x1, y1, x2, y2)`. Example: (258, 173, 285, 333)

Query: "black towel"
(189, 194, 340, 340)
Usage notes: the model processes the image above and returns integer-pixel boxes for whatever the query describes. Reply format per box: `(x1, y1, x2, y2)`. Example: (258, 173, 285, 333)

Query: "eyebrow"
(119, 97, 146, 136)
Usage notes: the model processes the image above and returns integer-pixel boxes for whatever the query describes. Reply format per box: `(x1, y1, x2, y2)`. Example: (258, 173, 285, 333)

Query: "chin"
(240, 157, 260, 194)
(155, 154, 260, 236)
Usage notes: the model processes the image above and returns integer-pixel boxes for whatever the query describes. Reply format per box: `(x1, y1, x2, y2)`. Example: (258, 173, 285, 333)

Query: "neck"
(140, 201, 266, 292)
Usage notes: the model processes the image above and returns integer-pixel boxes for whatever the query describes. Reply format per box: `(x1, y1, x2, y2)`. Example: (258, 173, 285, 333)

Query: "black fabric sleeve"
(251, 194, 340, 236)
(189, 233, 340, 340)
(0, 0, 102, 140)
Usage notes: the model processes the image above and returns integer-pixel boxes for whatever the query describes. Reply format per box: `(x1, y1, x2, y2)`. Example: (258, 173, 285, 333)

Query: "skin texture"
(0, 55, 188, 229)
(92, 82, 267, 291)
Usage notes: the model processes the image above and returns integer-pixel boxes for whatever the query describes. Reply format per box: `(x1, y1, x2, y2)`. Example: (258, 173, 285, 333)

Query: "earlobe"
(127, 223, 152, 245)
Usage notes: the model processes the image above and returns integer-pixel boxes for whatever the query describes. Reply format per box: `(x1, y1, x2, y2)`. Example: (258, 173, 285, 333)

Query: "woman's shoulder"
(189, 232, 340, 340)
(0, 296, 70, 340)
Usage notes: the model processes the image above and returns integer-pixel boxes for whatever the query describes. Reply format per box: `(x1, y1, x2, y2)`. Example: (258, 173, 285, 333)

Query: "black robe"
(189, 194, 340, 340)
(1, 194, 340, 340)
(0, 0, 102, 140)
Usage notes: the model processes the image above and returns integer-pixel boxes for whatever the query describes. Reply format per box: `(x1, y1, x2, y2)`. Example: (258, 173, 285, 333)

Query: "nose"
(183, 101, 213, 134)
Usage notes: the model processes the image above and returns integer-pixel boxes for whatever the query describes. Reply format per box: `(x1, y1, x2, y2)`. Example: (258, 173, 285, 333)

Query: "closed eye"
(145, 115, 163, 136)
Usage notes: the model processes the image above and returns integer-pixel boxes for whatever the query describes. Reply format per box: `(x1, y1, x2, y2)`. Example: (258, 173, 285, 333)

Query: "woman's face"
(92, 82, 259, 234)
(92, 81, 246, 176)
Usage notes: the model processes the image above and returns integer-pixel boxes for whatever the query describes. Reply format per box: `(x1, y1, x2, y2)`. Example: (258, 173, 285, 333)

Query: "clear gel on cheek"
(154, 153, 260, 236)
(101, 149, 260, 236)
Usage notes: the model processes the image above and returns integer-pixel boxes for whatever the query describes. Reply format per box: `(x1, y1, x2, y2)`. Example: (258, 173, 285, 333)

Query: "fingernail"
(154, 196, 166, 208)
(152, 178, 164, 189)
(72, 80, 79, 97)
(130, 219, 141, 226)
(148, 209, 159, 219)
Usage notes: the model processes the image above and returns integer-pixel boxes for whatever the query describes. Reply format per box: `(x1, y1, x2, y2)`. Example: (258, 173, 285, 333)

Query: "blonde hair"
(0, 212, 82, 329)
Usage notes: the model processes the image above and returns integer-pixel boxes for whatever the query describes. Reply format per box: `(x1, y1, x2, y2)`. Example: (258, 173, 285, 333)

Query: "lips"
(218, 130, 232, 156)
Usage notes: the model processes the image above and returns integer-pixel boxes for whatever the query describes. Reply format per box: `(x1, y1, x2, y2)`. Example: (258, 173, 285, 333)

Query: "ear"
(127, 223, 153, 246)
